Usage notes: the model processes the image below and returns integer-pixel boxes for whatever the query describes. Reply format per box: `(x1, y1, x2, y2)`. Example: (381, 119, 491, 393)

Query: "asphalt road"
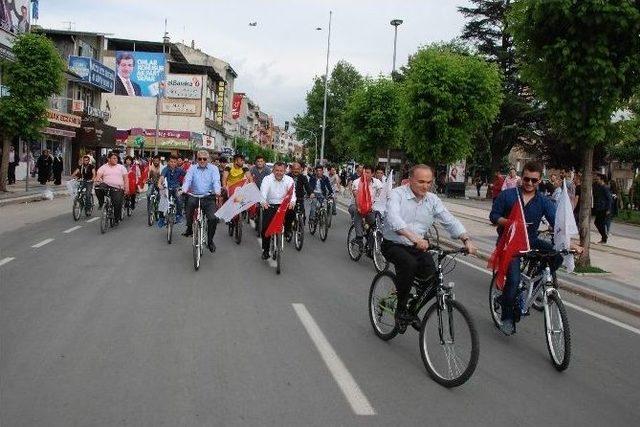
(1, 200, 639, 426)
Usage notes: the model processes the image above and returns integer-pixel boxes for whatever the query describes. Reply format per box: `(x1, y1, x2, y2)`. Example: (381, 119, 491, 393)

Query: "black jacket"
(288, 173, 312, 199)
(115, 76, 142, 96)
(308, 175, 333, 197)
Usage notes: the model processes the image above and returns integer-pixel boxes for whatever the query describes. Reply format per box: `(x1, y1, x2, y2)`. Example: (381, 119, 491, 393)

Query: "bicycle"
(285, 201, 305, 251)
(147, 183, 159, 226)
(347, 212, 388, 272)
(188, 193, 211, 271)
(309, 196, 330, 242)
(123, 193, 134, 218)
(489, 249, 576, 371)
(269, 225, 285, 275)
(165, 188, 177, 244)
(72, 180, 94, 221)
(326, 197, 335, 228)
(369, 246, 479, 387)
(97, 184, 119, 234)
(228, 212, 243, 244)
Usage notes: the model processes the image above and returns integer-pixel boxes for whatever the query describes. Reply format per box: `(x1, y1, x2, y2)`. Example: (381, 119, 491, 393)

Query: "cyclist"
(382, 164, 476, 332)
(308, 165, 333, 224)
(71, 155, 96, 214)
(285, 161, 312, 240)
(94, 152, 129, 225)
(147, 155, 163, 196)
(327, 165, 341, 215)
(123, 156, 140, 210)
(158, 154, 186, 225)
(348, 165, 384, 249)
(260, 162, 296, 260)
(489, 160, 580, 335)
(181, 150, 222, 253)
(223, 153, 251, 190)
(250, 155, 271, 189)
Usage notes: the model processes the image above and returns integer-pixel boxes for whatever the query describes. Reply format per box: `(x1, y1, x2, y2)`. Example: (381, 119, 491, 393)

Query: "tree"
(509, 0, 640, 266)
(459, 0, 540, 172)
(294, 60, 363, 162)
(0, 33, 65, 191)
(340, 77, 400, 165)
(608, 96, 640, 170)
(398, 45, 503, 165)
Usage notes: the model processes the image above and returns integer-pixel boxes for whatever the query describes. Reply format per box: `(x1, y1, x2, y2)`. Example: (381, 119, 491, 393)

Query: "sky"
(36, 0, 472, 126)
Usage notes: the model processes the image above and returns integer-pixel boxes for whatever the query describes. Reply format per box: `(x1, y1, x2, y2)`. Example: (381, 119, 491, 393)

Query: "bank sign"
(68, 56, 115, 93)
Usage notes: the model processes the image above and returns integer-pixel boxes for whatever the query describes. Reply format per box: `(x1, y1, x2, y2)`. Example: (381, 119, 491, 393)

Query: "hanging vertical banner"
(215, 81, 226, 125)
(232, 93, 243, 119)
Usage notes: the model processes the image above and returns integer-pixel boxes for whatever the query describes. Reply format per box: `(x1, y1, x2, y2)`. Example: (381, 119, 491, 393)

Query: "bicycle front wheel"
(100, 200, 109, 234)
(544, 293, 571, 371)
(488, 273, 504, 329)
(294, 217, 304, 251)
(326, 202, 333, 228)
(319, 210, 328, 242)
(419, 300, 479, 388)
(72, 197, 81, 221)
(347, 225, 362, 261)
(234, 217, 242, 244)
(193, 220, 201, 271)
(368, 271, 399, 341)
(147, 197, 154, 226)
(166, 213, 174, 244)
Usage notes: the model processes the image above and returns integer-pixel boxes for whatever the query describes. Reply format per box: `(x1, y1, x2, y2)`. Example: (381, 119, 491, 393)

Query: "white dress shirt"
(383, 185, 466, 246)
(260, 173, 296, 205)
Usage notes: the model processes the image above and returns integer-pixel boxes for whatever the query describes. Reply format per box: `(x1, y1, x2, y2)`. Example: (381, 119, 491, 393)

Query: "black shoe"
(182, 230, 193, 237)
(261, 251, 270, 260)
(207, 241, 216, 252)
(394, 310, 416, 334)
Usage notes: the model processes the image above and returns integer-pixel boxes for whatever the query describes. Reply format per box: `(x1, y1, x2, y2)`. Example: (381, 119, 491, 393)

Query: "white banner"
(215, 183, 265, 222)
(165, 74, 203, 99)
(554, 181, 579, 272)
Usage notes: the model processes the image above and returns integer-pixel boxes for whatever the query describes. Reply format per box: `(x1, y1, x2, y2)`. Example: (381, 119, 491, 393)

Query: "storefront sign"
(43, 127, 76, 138)
(46, 109, 82, 128)
(164, 74, 203, 99)
(72, 99, 85, 113)
(86, 105, 111, 121)
(215, 81, 225, 125)
(160, 98, 201, 116)
(68, 56, 115, 93)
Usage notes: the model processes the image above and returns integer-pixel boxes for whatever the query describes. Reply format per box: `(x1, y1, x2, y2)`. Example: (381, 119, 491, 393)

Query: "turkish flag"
(357, 178, 372, 216)
(138, 165, 148, 188)
(264, 184, 294, 237)
(487, 193, 530, 290)
(127, 169, 137, 195)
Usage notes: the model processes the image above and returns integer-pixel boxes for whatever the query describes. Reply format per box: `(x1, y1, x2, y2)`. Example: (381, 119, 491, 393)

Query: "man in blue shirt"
(490, 161, 565, 335)
(159, 154, 186, 222)
(308, 165, 333, 225)
(181, 150, 222, 252)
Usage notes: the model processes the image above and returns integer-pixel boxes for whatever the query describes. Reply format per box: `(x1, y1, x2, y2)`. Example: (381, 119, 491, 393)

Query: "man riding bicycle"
(71, 155, 96, 214)
(94, 152, 129, 225)
(348, 165, 384, 249)
(285, 161, 312, 239)
(489, 160, 581, 335)
(382, 164, 476, 332)
(181, 150, 222, 253)
(260, 162, 296, 259)
(308, 165, 333, 224)
(147, 155, 163, 204)
(158, 154, 186, 225)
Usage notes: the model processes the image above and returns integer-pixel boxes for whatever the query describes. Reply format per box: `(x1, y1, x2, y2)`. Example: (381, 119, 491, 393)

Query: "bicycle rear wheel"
(419, 300, 479, 387)
(72, 197, 82, 221)
(373, 231, 388, 273)
(347, 225, 362, 261)
(544, 293, 571, 371)
(308, 214, 317, 235)
(294, 216, 304, 251)
(326, 202, 333, 228)
(193, 220, 201, 271)
(147, 197, 155, 226)
(319, 210, 328, 241)
(368, 271, 399, 340)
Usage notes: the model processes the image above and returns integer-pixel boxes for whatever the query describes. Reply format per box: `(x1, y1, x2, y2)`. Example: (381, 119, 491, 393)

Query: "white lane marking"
(454, 257, 640, 336)
(31, 238, 54, 248)
(0, 257, 15, 266)
(63, 226, 82, 233)
(86, 217, 100, 223)
(292, 303, 376, 416)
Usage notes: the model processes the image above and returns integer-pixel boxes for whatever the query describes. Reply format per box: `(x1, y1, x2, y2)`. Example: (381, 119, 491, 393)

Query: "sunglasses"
(522, 177, 540, 184)
(197, 157, 208, 161)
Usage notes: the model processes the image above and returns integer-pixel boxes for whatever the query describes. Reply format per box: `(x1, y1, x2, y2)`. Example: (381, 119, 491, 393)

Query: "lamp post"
(319, 11, 332, 166)
(387, 19, 403, 174)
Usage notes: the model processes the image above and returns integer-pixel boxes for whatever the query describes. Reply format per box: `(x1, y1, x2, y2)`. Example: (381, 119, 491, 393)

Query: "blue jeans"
(309, 193, 324, 221)
(501, 238, 563, 321)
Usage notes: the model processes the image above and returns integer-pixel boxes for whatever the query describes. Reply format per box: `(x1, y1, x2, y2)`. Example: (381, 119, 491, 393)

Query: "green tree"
(608, 96, 640, 170)
(459, 0, 542, 172)
(294, 60, 363, 162)
(341, 77, 400, 165)
(398, 45, 503, 165)
(0, 33, 65, 191)
(509, 0, 640, 266)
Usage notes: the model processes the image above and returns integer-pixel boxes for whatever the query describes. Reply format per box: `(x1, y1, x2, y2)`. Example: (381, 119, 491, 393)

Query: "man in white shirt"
(382, 164, 476, 332)
(260, 162, 296, 259)
(348, 165, 384, 248)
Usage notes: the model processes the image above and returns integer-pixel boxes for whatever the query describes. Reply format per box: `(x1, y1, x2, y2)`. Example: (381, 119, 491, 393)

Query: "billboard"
(114, 51, 165, 97)
(0, 0, 30, 35)
(160, 98, 202, 116)
(165, 74, 202, 99)
(69, 56, 115, 93)
(448, 160, 466, 183)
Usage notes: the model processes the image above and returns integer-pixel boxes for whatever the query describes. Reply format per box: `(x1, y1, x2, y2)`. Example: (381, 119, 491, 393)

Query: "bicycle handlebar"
(186, 192, 216, 198)
(427, 246, 468, 256)
(516, 249, 578, 259)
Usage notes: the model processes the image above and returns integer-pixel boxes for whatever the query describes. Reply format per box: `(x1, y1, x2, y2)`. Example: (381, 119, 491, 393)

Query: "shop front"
(27, 109, 82, 176)
(126, 129, 198, 159)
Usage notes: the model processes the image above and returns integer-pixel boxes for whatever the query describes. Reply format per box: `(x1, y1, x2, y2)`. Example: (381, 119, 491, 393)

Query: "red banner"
(232, 93, 244, 119)
(265, 185, 294, 237)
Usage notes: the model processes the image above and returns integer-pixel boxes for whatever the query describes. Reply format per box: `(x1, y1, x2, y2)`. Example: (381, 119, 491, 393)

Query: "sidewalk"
(0, 176, 74, 206)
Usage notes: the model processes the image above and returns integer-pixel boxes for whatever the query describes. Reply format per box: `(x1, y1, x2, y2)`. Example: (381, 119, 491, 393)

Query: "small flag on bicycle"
(215, 182, 265, 222)
(488, 191, 530, 289)
(264, 184, 294, 237)
(554, 180, 579, 273)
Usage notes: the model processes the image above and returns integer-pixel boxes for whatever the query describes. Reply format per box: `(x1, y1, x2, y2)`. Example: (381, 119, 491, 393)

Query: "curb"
(336, 197, 640, 317)
(0, 190, 69, 207)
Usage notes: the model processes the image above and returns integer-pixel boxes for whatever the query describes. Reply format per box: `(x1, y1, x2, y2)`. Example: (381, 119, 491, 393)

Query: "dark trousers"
(184, 195, 218, 244)
(95, 186, 124, 222)
(284, 200, 304, 234)
(502, 238, 562, 321)
(8, 163, 16, 184)
(594, 210, 608, 241)
(381, 240, 437, 313)
(53, 171, 62, 185)
(261, 204, 280, 253)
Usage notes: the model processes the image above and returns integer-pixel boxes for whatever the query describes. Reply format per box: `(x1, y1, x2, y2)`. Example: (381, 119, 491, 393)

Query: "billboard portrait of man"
(0, 0, 30, 34)
(115, 52, 142, 96)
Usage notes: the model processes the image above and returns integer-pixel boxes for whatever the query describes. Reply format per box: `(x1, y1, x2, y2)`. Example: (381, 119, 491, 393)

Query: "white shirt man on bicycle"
(348, 165, 384, 249)
(260, 162, 296, 260)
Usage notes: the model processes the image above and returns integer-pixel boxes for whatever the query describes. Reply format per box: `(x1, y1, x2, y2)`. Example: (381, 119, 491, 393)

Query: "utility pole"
(387, 19, 403, 174)
(320, 11, 332, 166)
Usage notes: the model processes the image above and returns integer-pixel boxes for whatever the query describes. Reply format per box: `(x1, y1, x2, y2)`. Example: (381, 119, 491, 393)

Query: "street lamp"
(319, 11, 332, 165)
(390, 19, 403, 74)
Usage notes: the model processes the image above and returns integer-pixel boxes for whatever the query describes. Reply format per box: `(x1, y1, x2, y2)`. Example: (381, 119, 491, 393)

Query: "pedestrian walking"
(606, 179, 620, 235)
(474, 172, 484, 197)
(36, 149, 53, 185)
(7, 145, 18, 185)
(592, 173, 612, 244)
(52, 152, 64, 185)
